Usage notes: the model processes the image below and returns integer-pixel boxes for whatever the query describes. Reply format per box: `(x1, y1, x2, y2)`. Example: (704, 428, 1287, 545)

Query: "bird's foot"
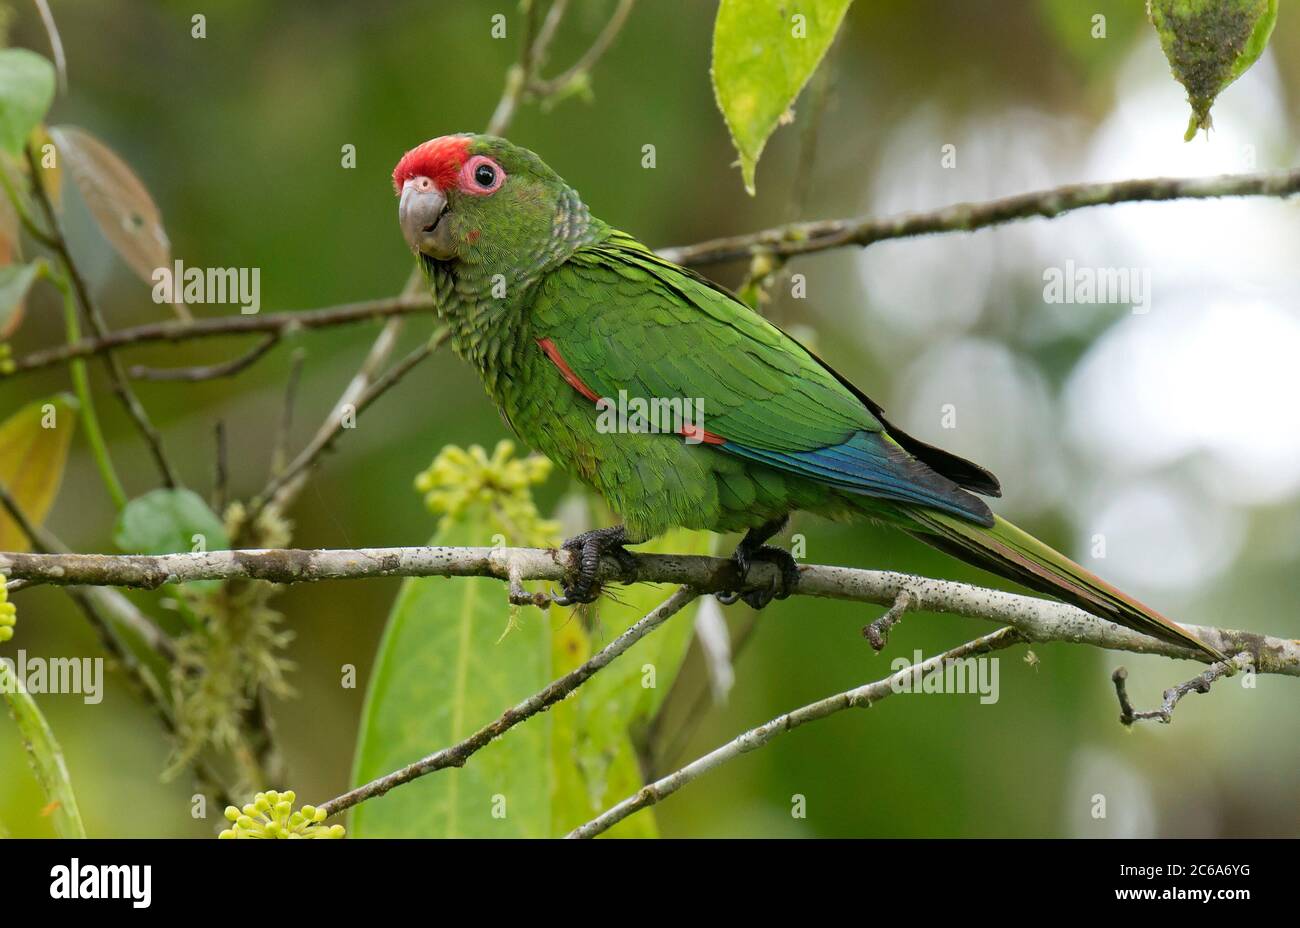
(553, 525, 637, 607)
(716, 521, 799, 609)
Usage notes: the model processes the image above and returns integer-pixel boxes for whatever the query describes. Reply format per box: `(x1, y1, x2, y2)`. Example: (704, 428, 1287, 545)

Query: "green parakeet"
(393, 134, 1222, 661)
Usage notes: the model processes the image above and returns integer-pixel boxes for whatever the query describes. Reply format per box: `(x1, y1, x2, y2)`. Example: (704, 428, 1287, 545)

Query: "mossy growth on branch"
(1147, 0, 1278, 140)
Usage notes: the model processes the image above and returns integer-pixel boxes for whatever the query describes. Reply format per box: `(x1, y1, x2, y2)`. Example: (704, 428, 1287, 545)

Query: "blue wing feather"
(719, 431, 994, 525)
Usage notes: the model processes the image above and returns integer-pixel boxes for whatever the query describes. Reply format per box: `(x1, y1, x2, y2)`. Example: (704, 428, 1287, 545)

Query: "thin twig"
(863, 589, 911, 651)
(1, 481, 174, 659)
(0, 481, 192, 808)
(251, 331, 446, 519)
(127, 334, 280, 382)
(0, 545, 1294, 676)
(1112, 656, 1246, 726)
(657, 168, 1300, 266)
(320, 586, 699, 817)
(32, 0, 67, 94)
(0, 483, 62, 555)
(648, 606, 761, 775)
(568, 626, 1028, 838)
(269, 349, 306, 479)
(66, 585, 233, 806)
(485, 0, 548, 136)
(529, 0, 636, 97)
(3, 295, 435, 377)
(212, 420, 229, 515)
(25, 144, 181, 489)
(529, 0, 570, 75)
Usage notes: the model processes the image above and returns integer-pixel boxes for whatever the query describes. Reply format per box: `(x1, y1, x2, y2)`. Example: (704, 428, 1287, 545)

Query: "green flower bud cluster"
(415, 440, 560, 545)
(0, 578, 15, 643)
(219, 789, 344, 839)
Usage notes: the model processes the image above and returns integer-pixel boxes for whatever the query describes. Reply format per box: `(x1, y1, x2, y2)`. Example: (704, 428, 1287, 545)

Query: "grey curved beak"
(399, 177, 451, 258)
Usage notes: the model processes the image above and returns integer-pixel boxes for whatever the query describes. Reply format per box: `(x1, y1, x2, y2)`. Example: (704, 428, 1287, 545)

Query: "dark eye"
(474, 163, 496, 187)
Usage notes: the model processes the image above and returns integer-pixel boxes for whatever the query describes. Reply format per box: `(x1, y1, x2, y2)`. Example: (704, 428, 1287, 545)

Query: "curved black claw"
(714, 517, 798, 609)
(736, 545, 800, 609)
(554, 525, 634, 607)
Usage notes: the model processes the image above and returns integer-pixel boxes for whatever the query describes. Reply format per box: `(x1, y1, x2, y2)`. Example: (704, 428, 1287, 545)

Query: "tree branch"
(0, 545, 1294, 675)
(2, 295, 435, 377)
(657, 167, 1300, 266)
(127, 334, 280, 382)
(1112, 657, 1245, 726)
(249, 330, 447, 519)
(8, 169, 1297, 379)
(528, 0, 636, 98)
(319, 585, 698, 818)
(567, 625, 1027, 838)
(863, 589, 911, 651)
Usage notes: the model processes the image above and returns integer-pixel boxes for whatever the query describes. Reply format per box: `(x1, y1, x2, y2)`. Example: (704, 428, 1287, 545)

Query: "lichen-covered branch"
(657, 168, 1300, 266)
(567, 625, 1028, 838)
(2, 545, 1295, 675)
(1112, 656, 1247, 726)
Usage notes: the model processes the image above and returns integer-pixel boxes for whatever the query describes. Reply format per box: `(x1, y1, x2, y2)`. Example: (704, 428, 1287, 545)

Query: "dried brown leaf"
(49, 124, 170, 284)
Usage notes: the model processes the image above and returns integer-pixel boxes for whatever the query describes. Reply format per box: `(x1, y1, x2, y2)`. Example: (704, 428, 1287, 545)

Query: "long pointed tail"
(909, 511, 1224, 660)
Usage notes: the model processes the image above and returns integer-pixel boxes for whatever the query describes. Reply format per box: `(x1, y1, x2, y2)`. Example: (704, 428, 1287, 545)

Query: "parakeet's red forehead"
(392, 135, 472, 193)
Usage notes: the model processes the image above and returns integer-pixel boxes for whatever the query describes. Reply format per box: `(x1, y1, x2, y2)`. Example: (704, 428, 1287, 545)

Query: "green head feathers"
(393, 134, 594, 280)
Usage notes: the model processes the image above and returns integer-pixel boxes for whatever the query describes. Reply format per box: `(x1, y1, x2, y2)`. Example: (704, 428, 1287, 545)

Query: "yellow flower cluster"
(219, 790, 344, 839)
(414, 440, 559, 545)
(0, 579, 15, 643)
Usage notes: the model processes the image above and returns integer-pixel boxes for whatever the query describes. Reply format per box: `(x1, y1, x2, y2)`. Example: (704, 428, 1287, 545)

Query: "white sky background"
(855, 37, 1300, 597)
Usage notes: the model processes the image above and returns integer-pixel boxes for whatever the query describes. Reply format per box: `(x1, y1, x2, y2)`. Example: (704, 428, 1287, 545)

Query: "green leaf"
(712, 0, 852, 194)
(350, 511, 554, 838)
(1147, 0, 1278, 140)
(113, 488, 229, 555)
(0, 393, 76, 552)
(1, 662, 86, 838)
(0, 49, 55, 156)
(352, 470, 712, 839)
(0, 260, 41, 339)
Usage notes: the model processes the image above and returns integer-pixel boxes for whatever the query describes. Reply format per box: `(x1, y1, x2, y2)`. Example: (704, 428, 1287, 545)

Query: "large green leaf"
(712, 0, 852, 194)
(0, 393, 76, 552)
(350, 512, 554, 838)
(352, 468, 712, 838)
(113, 488, 228, 555)
(0, 49, 55, 156)
(0, 662, 86, 838)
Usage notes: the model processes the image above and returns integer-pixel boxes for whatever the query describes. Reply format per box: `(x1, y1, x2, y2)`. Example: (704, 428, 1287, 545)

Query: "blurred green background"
(1, 0, 1298, 837)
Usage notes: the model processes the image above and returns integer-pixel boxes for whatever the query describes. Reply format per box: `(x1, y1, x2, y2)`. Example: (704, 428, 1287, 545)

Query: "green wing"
(530, 231, 997, 524)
